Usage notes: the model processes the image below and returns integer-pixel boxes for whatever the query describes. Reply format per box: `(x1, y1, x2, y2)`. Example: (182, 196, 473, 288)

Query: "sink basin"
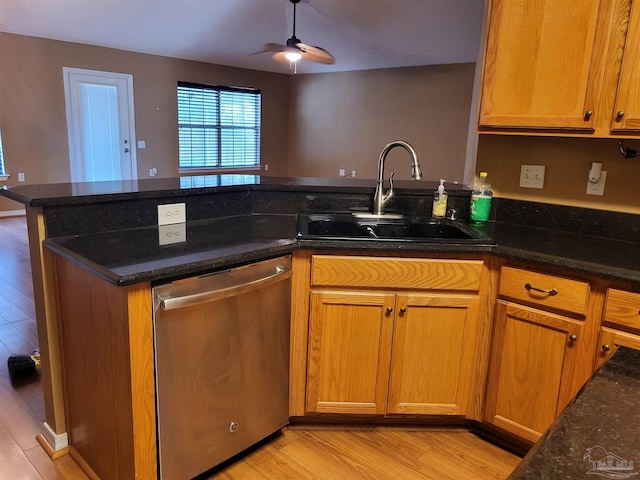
(297, 214, 489, 243)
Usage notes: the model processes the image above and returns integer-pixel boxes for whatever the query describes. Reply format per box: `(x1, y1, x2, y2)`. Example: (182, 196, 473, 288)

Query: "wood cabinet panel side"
(54, 256, 136, 480)
(290, 250, 312, 417)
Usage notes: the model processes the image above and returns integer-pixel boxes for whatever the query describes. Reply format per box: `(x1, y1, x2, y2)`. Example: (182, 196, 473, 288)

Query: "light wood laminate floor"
(0, 215, 521, 479)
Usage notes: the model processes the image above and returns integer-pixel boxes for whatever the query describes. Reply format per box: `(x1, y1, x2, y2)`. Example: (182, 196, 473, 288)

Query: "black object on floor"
(7, 351, 40, 381)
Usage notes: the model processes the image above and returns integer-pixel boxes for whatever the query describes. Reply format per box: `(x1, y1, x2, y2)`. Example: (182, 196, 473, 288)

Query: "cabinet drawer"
(498, 266, 590, 316)
(310, 255, 483, 291)
(604, 289, 640, 334)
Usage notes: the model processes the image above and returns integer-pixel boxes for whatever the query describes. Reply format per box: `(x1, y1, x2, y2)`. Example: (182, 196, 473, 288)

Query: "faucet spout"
(372, 140, 422, 215)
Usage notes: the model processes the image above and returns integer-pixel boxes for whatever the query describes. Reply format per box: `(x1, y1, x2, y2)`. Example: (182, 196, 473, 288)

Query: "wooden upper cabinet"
(480, 0, 604, 130)
(611, 1, 640, 132)
(479, 0, 639, 137)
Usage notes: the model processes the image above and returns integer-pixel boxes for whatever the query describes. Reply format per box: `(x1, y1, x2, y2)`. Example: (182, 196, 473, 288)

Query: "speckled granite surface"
(508, 347, 640, 479)
(4, 175, 640, 286)
(45, 214, 299, 285)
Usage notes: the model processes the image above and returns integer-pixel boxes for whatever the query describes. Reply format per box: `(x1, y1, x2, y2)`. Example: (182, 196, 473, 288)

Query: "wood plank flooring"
(0, 215, 521, 480)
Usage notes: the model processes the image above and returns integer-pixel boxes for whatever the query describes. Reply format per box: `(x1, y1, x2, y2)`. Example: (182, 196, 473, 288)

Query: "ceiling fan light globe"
(284, 50, 302, 62)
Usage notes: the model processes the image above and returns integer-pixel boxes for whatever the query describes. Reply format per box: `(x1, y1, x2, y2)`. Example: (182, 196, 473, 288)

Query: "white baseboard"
(42, 422, 69, 452)
(0, 209, 26, 218)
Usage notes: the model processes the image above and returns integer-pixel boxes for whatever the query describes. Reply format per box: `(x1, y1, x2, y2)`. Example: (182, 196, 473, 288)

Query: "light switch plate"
(157, 203, 186, 226)
(519, 165, 545, 189)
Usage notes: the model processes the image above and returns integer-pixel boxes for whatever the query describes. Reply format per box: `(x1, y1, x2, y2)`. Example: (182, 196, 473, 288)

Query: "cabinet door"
(387, 293, 481, 416)
(612, 1, 640, 132)
(306, 291, 394, 415)
(479, 0, 605, 130)
(596, 327, 640, 368)
(485, 301, 583, 443)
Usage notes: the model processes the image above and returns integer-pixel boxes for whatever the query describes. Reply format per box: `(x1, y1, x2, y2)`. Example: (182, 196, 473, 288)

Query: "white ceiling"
(0, 0, 485, 75)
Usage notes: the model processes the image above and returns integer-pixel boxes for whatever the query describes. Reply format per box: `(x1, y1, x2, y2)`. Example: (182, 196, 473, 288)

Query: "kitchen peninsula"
(3, 174, 640, 480)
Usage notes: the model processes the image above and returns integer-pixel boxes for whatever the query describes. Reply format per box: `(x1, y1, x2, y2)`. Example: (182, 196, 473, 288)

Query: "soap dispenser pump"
(432, 179, 448, 218)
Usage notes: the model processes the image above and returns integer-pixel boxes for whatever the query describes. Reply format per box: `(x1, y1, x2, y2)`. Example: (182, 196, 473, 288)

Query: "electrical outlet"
(158, 223, 186, 245)
(339, 169, 346, 177)
(351, 170, 356, 177)
(157, 203, 186, 226)
(519, 165, 545, 189)
(586, 171, 607, 196)
(18, 173, 25, 182)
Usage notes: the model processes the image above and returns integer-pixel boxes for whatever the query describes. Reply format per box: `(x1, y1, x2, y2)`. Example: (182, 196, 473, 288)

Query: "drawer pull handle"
(524, 283, 558, 296)
(602, 344, 611, 352)
(386, 307, 393, 315)
(399, 307, 407, 315)
(568, 334, 578, 342)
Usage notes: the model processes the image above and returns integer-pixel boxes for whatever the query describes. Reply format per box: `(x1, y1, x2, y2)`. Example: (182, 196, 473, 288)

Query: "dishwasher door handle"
(159, 265, 292, 311)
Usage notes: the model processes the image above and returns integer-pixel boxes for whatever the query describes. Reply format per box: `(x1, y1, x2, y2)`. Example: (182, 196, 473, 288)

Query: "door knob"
(399, 307, 407, 315)
(602, 344, 611, 352)
(386, 307, 393, 315)
(568, 334, 577, 342)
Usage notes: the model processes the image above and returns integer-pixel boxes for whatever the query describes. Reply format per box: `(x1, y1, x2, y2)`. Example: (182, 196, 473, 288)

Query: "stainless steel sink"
(297, 213, 489, 243)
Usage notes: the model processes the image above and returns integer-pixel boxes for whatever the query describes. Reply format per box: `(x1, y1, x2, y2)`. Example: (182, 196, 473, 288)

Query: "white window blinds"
(177, 82, 261, 169)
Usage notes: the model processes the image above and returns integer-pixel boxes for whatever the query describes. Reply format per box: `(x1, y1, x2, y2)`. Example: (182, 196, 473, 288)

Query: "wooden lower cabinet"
(596, 327, 640, 367)
(484, 300, 584, 443)
(303, 255, 486, 419)
(306, 291, 394, 415)
(387, 293, 481, 415)
(596, 287, 640, 367)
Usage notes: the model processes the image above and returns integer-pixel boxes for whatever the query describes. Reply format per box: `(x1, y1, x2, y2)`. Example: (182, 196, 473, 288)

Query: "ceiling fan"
(260, 0, 335, 69)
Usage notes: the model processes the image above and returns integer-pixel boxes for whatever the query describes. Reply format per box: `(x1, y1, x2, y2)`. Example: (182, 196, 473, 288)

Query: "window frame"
(177, 81, 261, 173)
(0, 129, 8, 181)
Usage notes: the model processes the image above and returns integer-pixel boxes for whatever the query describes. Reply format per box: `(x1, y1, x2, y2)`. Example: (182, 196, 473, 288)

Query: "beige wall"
(287, 64, 476, 182)
(5, 32, 637, 216)
(0, 32, 290, 212)
(476, 135, 640, 214)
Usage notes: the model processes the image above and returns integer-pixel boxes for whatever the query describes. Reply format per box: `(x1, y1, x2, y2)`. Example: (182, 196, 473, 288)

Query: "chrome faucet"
(372, 140, 423, 215)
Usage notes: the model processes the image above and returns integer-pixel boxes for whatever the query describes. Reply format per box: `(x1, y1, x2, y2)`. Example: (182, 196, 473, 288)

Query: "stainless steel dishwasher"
(152, 255, 292, 480)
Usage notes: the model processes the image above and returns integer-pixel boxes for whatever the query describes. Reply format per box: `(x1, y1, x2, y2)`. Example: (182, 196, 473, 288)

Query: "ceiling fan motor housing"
(287, 35, 301, 48)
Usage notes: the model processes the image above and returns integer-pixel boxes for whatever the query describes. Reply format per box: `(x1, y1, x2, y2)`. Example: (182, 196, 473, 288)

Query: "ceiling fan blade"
(272, 52, 291, 64)
(297, 43, 335, 64)
(251, 43, 287, 56)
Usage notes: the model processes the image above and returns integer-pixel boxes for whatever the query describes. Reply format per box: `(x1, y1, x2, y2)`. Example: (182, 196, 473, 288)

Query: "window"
(177, 82, 261, 170)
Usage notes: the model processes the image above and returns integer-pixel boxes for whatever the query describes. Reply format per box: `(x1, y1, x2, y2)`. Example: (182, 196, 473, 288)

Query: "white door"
(63, 68, 137, 183)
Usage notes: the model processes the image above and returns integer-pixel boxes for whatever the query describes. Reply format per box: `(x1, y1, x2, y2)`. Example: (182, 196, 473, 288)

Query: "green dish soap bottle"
(470, 172, 492, 224)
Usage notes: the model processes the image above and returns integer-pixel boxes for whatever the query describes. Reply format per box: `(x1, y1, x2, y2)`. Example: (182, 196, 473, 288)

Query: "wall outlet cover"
(586, 171, 607, 196)
(519, 165, 545, 189)
(158, 223, 187, 245)
(157, 203, 186, 226)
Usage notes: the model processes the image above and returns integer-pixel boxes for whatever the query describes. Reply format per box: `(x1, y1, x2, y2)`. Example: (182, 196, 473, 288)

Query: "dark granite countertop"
(44, 214, 640, 287)
(490, 222, 640, 284)
(508, 346, 640, 479)
(44, 214, 300, 286)
(1, 174, 471, 207)
(5, 174, 639, 287)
